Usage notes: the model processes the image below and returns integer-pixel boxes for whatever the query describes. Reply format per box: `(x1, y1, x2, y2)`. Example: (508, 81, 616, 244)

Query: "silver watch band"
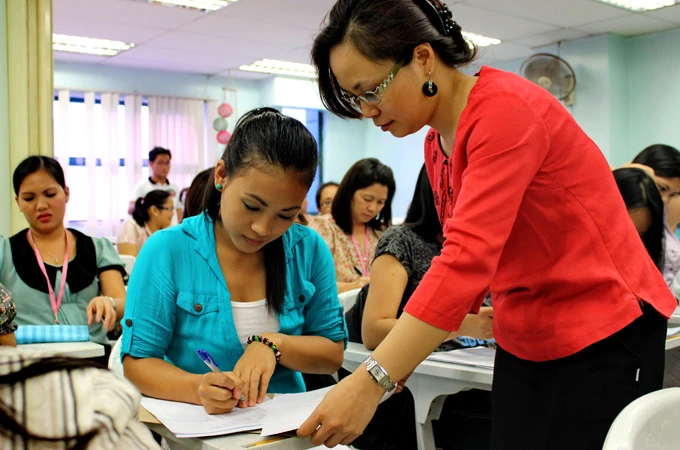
(363, 356, 396, 392)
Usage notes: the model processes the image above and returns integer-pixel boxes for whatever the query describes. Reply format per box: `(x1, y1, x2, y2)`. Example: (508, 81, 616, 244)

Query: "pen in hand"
(196, 349, 246, 402)
(353, 266, 363, 276)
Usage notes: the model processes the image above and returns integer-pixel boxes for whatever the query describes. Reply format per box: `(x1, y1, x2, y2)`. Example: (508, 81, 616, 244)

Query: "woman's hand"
(197, 372, 244, 414)
(448, 307, 494, 341)
(232, 339, 278, 407)
(86, 296, 117, 331)
(298, 369, 385, 447)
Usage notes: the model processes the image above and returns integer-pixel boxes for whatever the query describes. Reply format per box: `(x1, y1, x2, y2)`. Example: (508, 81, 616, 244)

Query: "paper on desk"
(259, 385, 395, 437)
(425, 346, 496, 369)
(260, 386, 333, 437)
(668, 327, 680, 338)
(140, 396, 269, 438)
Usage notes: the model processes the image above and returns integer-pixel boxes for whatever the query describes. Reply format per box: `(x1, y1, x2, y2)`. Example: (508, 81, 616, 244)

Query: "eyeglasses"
(158, 206, 174, 212)
(340, 61, 404, 112)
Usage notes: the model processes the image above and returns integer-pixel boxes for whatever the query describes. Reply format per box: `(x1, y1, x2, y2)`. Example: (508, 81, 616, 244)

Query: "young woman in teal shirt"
(121, 108, 347, 414)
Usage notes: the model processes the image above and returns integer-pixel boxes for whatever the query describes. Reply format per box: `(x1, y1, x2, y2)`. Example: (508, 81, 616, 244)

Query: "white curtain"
(148, 96, 209, 191)
(53, 92, 210, 238)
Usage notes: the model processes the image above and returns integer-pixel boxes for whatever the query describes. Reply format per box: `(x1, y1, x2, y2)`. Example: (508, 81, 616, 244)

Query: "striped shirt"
(0, 347, 160, 449)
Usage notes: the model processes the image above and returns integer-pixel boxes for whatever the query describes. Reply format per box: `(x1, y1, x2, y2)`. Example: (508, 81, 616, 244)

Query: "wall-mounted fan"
(520, 53, 576, 105)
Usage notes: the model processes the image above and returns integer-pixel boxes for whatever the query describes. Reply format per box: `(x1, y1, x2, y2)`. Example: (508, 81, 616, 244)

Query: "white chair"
(338, 287, 361, 312)
(602, 388, 680, 450)
(119, 254, 136, 276)
(108, 338, 124, 379)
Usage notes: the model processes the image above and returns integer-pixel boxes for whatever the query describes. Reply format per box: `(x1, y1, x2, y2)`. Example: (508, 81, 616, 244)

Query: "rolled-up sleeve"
(120, 233, 177, 362)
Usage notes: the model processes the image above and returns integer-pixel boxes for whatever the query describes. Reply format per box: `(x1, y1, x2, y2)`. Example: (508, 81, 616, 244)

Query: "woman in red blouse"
(298, 1, 677, 449)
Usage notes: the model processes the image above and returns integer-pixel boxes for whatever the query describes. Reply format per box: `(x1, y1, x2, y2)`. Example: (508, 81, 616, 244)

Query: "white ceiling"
(52, 0, 680, 79)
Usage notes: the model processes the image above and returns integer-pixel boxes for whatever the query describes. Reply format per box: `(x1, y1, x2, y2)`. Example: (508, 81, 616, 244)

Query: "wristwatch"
(363, 356, 396, 392)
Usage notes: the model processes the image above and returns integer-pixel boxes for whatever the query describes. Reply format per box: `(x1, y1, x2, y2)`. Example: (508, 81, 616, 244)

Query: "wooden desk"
(343, 342, 493, 450)
(19, 341, 105, 358)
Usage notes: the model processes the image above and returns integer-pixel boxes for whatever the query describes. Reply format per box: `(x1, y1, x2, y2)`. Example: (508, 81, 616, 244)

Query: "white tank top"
(231, 299, 280, 348)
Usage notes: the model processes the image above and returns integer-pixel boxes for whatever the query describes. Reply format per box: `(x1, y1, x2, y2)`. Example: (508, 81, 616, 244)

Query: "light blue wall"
(627, 28, 680, 159)
(0, 0, 11, 237)
(491, 29, 680, 167)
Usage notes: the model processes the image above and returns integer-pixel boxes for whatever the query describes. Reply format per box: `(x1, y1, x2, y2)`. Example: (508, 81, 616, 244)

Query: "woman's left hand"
(298, 369, 384, 447)
(86, 296, 117, 331)
(232, 339, 278, 407)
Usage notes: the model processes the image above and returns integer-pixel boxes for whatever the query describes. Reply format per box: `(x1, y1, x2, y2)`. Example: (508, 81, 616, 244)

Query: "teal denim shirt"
(121, 214, 347, 393)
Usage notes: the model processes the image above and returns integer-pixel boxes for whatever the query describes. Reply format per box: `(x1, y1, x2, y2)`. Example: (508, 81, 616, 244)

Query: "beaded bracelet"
(247, 335, 282, 363)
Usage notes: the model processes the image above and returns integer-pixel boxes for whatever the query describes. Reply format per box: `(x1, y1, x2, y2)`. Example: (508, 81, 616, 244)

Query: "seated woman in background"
(0, 282, 17, 346)
(632, 144, 680, 285)
(0, 156, 126, 345)
(183, 167, 214, 219)
(309, 158, 395, 293)
(0, 348, 160, 449)
(343, 166, 494, 450)
(613, 168, 665, 269)
(121, 108, 346, 414)
(315, 181, 339, 215)
(117, 189, 174, 257)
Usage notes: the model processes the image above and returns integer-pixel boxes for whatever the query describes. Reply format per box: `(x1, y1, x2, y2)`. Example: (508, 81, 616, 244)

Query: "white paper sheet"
(260, 386, 334, 437)
(425, 346, 496, 369)
(141, 396, 269, 438)
(668, 327, 680, 338)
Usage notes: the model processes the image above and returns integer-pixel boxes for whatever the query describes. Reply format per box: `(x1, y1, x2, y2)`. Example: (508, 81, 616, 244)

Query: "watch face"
(369, 365, 383, 379)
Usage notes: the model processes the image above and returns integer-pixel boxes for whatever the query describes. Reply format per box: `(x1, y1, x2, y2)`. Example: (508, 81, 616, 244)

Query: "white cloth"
(117, 217, 151, 251)
(231, 299, 280, 348)
(0, 347, 161, 449)
(131, 178, 183, 225)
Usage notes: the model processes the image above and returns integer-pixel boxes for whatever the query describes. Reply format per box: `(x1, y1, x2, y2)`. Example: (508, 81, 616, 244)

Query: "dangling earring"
(215, 183, 223, 191)
(422, 71, 438, 97)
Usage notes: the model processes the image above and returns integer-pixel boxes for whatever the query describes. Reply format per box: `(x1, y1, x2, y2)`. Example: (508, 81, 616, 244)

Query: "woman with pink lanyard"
(0, 156, 126, 347)
(309, 158, 396, 293)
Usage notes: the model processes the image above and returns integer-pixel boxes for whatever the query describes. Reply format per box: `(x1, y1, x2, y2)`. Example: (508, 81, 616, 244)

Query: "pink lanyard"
(350, 225, 371, 277)
(27, 230, 69, 324)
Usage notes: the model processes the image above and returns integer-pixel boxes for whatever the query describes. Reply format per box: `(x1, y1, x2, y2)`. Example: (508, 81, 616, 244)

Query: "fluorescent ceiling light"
(53, 34, 134, 56)
(144, 0, 237, 11)
(463, 31, 501, 47)
(591, 0, 678, 11)
(239, 59, 317, 78)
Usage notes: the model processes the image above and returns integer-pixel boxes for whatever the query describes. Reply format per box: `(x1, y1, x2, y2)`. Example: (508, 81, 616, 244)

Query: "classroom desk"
(19, 341, 105, 358)
(670, 306, 680, 325)
(342, 342, 493, 450)
(667, 335, 680, 350)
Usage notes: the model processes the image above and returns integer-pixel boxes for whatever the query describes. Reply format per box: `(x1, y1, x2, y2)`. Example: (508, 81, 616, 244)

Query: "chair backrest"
(603, 388, 680, 450)
(338, 288, 361, 312)
(108, 338, 124, 378)
(118, 254, 136, 275)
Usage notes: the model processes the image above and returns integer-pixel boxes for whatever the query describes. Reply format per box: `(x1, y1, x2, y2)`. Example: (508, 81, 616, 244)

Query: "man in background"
(128, 147, 183, 224)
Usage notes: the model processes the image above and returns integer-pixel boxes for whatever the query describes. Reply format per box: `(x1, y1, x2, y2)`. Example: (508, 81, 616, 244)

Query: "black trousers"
(491, 302, 667, 450)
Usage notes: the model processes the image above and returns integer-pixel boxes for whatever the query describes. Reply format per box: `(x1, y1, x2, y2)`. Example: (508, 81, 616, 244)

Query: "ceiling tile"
(178, 14, 317, 47)
(513, 28, 590, 47)
(464, 0, 630, 27)
(215, 0, 336, 31)
(53, 17, 164, 43)
(144, 31, 290, 57)
(574, 14, 677, 36)
(645, 4, 680, 24)
(451, 4, 558, 40)
(53, 0, 206, 29)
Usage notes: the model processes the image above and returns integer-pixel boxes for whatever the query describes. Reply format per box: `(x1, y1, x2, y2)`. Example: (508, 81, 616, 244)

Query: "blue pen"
(196, 349, 246, 402)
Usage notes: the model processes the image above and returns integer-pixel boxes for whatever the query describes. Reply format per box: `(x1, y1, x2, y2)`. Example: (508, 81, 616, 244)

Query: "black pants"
(491, 302, 667, 450)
